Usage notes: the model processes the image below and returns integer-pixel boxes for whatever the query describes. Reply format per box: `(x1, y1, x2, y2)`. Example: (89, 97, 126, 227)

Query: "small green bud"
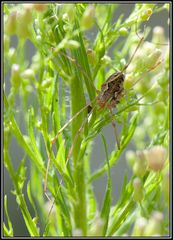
(100, 55, 111, 65)
(5, 11, 17, 35)
(41, 78, 53, 89)
(81, 5, 95, 30)
(21, 69, 35, 81)
(65, 40, 80, 49)
(125, 150, 136, 167)
(16, 9, 33, 39)
(10, 64, 21, 89)
(87, 49, 97, 65)
(119, 27, 128, 36)
(89, 217, 104, 236)
(140, 8, 153, 21)
(133, 150, 148, 178)
(124, 74, 134, 90)
(147, 49, 162, 68)
(21, 5, 33, 23)
(133, 177, 144, 202)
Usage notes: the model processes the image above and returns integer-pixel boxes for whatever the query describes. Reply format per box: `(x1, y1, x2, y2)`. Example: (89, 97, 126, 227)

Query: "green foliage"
(3, 3, 170, 237)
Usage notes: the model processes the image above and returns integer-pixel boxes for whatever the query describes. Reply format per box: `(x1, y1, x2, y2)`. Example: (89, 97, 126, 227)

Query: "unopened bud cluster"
(133, 145, 167, 176)
(128, 145, 168, 203)
(132, 211, 164, 236)
(5, 4, 47, 39)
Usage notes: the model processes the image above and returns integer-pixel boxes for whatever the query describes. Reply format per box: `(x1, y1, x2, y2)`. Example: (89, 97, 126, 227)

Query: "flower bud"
(21, 69, 35, 81)
(152, 26, 165, 45)
(133, 150, 148, 178)
(8, 47, 17, 64)
(119, 27, 128, 36)
(87, 49, 97, 65)
(133, 177, 144, 202)
(132, 217, 148, 236)
(5, 11, 17, 35)
(140, 8, 153, 21)
(125, 150, 136, 167)
(65, 40, 80, 49)
(147, 49, 162, 68)
(89, 217, 104, 236)
(10, 64, 21, 89)
(124, 74, 134, 90)
(16, 9, 33, 39)
(146, 145, 167, 172)
(81, 5, 95, 30)
(100, 55, 111, 65)
(41, 78, 53, 89)
(144, 211, 163, 236)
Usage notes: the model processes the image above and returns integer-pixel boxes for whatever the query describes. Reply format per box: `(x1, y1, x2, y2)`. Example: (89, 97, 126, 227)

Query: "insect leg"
(109, 108, 120, 150)
(66, 106, 95, 163)
(51, 101, 95, 145)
